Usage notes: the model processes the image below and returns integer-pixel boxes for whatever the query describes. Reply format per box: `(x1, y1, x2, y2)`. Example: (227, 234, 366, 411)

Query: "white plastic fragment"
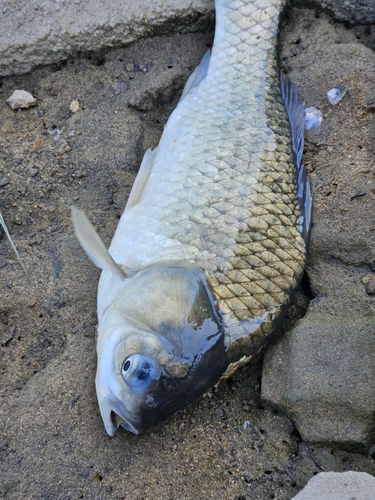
(6, 90, 37, 110)
(327, 84, 347, 105)
(47, 127, 64, 140)
(304, 107, 322, 130)
(243, 420, 250, 429)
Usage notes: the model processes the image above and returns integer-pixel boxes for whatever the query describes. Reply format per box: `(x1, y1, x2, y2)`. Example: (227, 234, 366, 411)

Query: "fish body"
(72, 0, 311, 435)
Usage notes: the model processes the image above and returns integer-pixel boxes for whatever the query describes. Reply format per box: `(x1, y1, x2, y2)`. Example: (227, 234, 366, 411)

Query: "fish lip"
(101, 393, 140, 436)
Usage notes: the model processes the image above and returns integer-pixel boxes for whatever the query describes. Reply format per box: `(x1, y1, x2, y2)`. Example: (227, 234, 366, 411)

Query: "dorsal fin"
(125, 147, 158, 211)
(181, 50, 211, 100)
(125, 51, 211, 213)
(71, 205, 126, 279)
(280, 72, 312, 245)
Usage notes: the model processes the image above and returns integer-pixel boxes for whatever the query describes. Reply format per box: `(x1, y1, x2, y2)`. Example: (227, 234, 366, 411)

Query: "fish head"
(96, 264, 228, 436)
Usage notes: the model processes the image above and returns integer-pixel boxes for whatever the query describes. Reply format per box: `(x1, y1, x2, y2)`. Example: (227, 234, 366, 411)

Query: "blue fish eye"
(145, 395, 155, 408)
(121, 354, 155, 388)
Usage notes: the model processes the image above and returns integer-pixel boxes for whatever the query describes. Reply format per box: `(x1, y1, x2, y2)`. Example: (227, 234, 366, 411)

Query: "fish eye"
(145, 395, 155, 408)
(121, 354, 155, 388)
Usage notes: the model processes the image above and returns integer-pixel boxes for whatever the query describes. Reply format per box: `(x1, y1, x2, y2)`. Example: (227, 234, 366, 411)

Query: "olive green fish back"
(196, 0, 308, 359)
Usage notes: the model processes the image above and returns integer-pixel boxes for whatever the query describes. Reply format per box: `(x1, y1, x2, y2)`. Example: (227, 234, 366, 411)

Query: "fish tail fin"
(71, 205, 126, 279)
(280, 72, 312, 245)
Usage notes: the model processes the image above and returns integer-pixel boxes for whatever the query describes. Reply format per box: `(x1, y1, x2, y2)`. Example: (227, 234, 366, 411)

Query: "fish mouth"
(101, 393, 140, 436)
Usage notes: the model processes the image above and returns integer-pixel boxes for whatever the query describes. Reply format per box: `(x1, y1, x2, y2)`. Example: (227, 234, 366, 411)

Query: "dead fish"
(72, 0, 311, 436)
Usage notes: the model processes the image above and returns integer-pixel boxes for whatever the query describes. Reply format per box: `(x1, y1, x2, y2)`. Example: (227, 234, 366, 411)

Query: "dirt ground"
(1, 3, 375, 499)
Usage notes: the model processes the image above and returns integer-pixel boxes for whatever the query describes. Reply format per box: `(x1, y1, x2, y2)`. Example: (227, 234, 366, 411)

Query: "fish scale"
(101, 0, 308, 363)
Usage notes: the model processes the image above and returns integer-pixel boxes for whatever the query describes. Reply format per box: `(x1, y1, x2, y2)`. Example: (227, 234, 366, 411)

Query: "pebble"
(0, 177, 10, 187)
(27, 298, 37, 308)
(365, 277, 375, 295)
(361, 274, 373, 285)
(214, 408, 225, 419)
(13, 214, 24, 225)
(6, 90, 37, 110)
(27, 166, 39, 177)
(69, 100, 80, 113)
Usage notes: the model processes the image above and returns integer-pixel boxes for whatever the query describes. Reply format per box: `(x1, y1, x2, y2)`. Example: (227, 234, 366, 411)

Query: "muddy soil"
(1, 4, 375, 500)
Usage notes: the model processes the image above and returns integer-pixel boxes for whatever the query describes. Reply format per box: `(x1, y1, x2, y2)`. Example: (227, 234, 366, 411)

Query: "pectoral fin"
(71, 205, 126, 280)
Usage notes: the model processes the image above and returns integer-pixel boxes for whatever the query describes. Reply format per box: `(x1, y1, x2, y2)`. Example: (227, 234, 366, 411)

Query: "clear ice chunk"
(327, 84, 347, 105)
(304, 107, 323, 130)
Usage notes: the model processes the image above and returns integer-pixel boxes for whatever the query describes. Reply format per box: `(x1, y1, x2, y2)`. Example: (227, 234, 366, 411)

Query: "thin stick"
(0, 211, 27, 273)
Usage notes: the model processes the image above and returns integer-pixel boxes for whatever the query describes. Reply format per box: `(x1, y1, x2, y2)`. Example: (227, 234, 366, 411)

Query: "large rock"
(261, 3, 375, 454)
(291, 471, 375, 500)
(262, 308, 375, 452)
(315, 0, 375, 24)
(0, 0, 213, 77)
(1, 0, 374, 77)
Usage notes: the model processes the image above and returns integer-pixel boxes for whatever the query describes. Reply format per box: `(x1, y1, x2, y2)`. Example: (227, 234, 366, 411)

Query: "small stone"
(365, 277, 375, 295)
(27, 297, 37, 308)
(361, 274, 372, 285)
(69, 100, 80, 113)
(27, 166, 39, 177)
(13, 214, 23, 225)
(0, 177, 10, 187)
(6, 90, 37, 110)
(214, 408, 225, 419)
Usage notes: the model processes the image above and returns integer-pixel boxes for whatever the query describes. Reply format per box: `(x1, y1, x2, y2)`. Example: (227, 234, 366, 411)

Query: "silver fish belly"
(72, 0, 311, 435)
